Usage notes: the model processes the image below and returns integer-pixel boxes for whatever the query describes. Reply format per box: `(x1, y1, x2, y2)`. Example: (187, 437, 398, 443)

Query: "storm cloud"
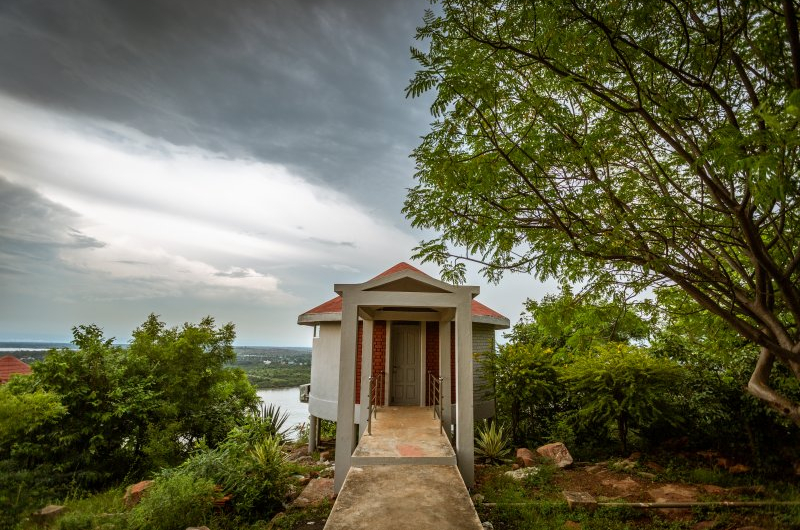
(0, 1, 543, 345)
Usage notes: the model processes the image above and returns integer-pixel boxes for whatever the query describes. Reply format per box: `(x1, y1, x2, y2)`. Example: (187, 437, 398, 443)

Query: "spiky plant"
(474, 419, 511, 465)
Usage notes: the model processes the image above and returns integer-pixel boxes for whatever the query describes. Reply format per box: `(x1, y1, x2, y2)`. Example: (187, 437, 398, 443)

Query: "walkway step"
(352, 406, 456, 466)
(323, 464, 482, 530)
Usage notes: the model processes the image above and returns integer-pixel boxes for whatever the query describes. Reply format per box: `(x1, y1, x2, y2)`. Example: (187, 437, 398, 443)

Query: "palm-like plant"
(474, 419, 511, 465)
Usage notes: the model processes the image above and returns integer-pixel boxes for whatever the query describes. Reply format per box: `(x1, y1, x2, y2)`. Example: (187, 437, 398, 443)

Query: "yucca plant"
(250, 403, 290, 443)
(474, 419, 511, 465)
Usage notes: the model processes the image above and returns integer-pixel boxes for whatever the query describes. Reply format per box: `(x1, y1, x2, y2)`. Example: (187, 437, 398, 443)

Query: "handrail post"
(368, 375, 374, 436)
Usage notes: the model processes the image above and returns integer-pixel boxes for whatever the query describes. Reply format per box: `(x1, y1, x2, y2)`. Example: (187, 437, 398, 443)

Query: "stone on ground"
(31, 505, 65, 525)
(291, 477, 335, 508)
(536, 442, 573, 468)
(504, 467, 541, 480)
(123, 480, 154, 508)
(515, 447, 536, 468)
(647, 484, 698, 503)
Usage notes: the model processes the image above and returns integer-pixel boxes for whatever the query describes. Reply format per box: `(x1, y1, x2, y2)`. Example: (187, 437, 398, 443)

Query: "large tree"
(404, 0, 800, 420)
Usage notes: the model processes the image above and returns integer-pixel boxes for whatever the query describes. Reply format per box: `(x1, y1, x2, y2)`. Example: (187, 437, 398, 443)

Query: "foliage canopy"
(405, 0, 800, 420)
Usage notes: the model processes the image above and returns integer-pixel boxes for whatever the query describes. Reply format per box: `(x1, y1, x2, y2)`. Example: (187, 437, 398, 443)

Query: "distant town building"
(0, 355, 32, 384)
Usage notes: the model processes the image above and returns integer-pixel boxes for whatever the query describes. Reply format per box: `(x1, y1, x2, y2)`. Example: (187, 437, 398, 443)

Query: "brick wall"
(451, 323, 457, 404)
(353, 321, 387, 406)
(425, 322, 439, 405)
(355, 321, 363, 404)
(372, 321, 386, 406)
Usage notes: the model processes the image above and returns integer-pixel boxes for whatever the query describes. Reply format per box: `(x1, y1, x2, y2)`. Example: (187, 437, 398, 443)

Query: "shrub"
(562, 343, 684, 454)
(173, 418, 288, 519)
(475, 420, 512, 464)
(127, 472, 217, 530)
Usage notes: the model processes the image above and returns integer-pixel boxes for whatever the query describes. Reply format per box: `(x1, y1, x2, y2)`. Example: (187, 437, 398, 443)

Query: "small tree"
(562, 343, 684, 454)
(479, 343, 560, 444)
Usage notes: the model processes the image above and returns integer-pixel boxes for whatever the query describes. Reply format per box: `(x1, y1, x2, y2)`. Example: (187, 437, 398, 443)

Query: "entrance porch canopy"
(333, 264, 481, 492)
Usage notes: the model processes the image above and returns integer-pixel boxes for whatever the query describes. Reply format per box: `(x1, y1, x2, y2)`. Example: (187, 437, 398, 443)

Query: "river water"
(256, 387, 309, 440)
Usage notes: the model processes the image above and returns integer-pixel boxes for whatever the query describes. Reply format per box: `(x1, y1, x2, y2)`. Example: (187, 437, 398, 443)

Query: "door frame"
(387, 321, 423, 405)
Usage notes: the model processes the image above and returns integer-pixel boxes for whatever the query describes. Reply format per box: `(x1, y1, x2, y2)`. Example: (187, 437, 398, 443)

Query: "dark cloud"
(0, 0, 433, 218)
(0, 176, 103, 260)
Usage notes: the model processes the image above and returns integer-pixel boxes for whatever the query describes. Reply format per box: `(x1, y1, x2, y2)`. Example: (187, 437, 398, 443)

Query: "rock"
(563, 491, 596, 511)
(288, 446, 309, 461)
(291, 478, 335, 508)
(504, 467, 541, 480)
(584, 464, 606, 474)
(516, 447, 536, 468)
(298, 476, 312, 487)
(648, 484, 698, 503)
(319, 450, 332, 462)
(600, 477, 640, 497)
(31, 505, 66, 525)
(123, 480, 154, 508)
(472, 493, 485, 504)
(511, 463, 520, 470)
(481, 522, 494, 530)
(700, 484, 725, 495)
(536, 442, 573, 468)
(728, 464, 750, 474)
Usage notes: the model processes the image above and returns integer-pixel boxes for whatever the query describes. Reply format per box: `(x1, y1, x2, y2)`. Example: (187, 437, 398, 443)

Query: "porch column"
(308, 414, 318, 454)
(334, 295, 358, 493)
(358, 319, 374, 439)
(455, 298, 474, 487)
(438, 320, 452, 433)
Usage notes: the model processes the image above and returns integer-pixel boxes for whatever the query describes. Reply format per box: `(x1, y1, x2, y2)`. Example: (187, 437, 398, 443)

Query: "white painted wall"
(307, 322, 344, 421)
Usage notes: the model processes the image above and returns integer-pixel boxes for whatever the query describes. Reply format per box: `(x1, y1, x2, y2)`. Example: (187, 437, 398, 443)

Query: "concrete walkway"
(324, 407, 482, 530)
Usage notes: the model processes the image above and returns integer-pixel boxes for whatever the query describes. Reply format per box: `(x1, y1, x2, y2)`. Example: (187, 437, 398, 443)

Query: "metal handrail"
(427, 371, 444, 435)
(367, 371, 385, 435)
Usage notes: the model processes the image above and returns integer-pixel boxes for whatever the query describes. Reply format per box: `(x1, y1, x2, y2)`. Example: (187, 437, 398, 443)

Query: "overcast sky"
(0, 0, 553, 345)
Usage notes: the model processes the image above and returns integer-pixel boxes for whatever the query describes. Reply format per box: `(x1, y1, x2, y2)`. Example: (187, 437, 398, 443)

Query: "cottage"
(297, 262, 509, 491)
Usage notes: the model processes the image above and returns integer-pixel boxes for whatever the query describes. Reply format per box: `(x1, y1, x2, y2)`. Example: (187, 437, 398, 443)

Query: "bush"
(562, 343, 684, 454)
(127, 472, 217, 530)
(172, 417, 289, 519)
(475, 420, 512, 464)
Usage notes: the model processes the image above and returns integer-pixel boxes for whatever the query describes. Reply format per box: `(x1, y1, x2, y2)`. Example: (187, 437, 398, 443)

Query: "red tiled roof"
(370, 262, 425, 280)
(0, 355, 32, 384)
(470, 299, 505, 319)
(300, 262, 507, 321)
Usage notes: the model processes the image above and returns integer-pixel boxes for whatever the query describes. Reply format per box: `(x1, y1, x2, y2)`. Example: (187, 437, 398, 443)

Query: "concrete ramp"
(324, 465, 482, 530)
(324, 407, 482, 530)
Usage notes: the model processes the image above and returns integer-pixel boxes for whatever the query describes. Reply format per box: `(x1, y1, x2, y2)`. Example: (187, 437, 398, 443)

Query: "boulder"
(515, 447, 536, 468)
(536, 442, 573, 468)
(291, 478, 335, 508)
(123, 480, 154, 508)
